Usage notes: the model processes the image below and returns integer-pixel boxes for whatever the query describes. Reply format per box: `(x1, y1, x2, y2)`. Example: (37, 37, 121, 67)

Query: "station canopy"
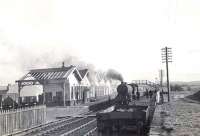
(16, 65, 82, 87)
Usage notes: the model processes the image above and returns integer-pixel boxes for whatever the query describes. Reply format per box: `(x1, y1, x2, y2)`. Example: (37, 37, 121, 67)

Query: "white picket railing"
(0, 105, 46, 136)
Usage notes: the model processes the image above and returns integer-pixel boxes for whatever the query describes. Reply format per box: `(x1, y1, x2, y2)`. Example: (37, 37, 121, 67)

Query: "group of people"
(115, 82, 164, 107)
(145, 88, 164, 104)
(132, 90, 140, 100)
(132, 88, 157, 101)
(145, 89, 156, 99)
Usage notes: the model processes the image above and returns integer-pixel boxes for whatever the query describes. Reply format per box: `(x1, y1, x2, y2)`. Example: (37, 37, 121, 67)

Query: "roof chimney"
(7, 84, 11, 91)
(62, 62, 65, 68)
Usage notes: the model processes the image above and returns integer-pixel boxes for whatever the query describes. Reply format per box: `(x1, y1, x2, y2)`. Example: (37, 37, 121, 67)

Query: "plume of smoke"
(18, 49, 98, 82)
(0, 45, 124, 85)
(57, 55, 97, 83)
(106, 69, 123, 82)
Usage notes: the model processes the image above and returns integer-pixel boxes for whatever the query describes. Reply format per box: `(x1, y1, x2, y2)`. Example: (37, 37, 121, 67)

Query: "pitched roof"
(17, 65, 82, 82)
(78, 69, 89, 79)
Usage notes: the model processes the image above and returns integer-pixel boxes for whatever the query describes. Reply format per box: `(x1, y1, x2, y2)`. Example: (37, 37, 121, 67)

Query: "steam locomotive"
(114, 82, 138, 108)
(96, 82, 158, 135)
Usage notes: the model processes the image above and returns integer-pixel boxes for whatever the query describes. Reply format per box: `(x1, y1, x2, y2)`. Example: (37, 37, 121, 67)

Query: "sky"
(0, 0, 200, 85)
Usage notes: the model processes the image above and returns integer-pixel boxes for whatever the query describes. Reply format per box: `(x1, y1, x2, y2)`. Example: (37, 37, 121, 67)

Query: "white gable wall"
(68, 72, 80, 86)
(68, 72, 80, 100)
(80, 76, 91, 86)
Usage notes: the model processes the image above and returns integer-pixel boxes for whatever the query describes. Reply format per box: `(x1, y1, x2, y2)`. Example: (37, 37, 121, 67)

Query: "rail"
(61, 119, 96, 136)
(26, 116, 95, 135)
(84, 127, 97, 136)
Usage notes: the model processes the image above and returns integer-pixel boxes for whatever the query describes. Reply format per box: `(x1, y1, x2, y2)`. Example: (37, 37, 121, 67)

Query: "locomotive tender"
(96, 82, 158, 135)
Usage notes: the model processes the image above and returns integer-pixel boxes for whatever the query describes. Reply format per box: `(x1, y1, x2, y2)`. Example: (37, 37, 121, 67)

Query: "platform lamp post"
(161, 47, 172, 102)
(159, 69, 164, 92)
(159, 69, 164, 103)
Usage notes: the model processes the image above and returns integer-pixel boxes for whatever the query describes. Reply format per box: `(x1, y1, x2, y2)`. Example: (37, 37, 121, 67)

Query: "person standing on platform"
(136, 91, 140, 100)
(160, 90, 164, 103)
(145, 89, 149, 98)
(149, 90, 153, 98)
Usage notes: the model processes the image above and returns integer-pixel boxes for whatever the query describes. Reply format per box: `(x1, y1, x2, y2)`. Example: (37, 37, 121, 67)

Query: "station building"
(16, 65, 90, 106)
(16, 64, 119, 106)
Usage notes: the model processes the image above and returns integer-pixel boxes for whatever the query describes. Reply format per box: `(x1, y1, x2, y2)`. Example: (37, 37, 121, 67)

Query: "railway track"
(60, 119, 97, 136)
(41, 116, 96, 136)
(83, 127, 97, 136)
(12, 111, 98, 136)
(11, 98, 154, 136)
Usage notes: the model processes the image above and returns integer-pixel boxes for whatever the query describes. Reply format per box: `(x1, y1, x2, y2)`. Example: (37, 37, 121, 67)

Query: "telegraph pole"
(161, 47, 172, 102)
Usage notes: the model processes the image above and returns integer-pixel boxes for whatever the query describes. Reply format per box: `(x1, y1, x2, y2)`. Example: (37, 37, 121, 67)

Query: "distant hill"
(169, 81, 200, 86)
(186, 91, 200, 102)
(166, 81, 200, 91)
(187, 81, 200, 86)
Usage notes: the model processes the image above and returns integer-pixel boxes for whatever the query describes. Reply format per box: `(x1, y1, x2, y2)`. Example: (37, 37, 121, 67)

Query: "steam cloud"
(106, 69, 124, 82)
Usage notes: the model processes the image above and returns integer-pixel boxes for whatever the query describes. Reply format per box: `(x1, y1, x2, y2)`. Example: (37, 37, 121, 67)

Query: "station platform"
(46, 95, 115, 123)
(149, 91, 198, 136)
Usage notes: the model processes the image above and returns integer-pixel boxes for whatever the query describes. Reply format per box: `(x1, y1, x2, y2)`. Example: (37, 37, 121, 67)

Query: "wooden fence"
(0, 105, 46, 136)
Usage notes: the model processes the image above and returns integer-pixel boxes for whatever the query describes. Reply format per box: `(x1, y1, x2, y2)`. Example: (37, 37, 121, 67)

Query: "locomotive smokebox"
(117, 82, 128, 95)
(115, 82, 135, 107)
